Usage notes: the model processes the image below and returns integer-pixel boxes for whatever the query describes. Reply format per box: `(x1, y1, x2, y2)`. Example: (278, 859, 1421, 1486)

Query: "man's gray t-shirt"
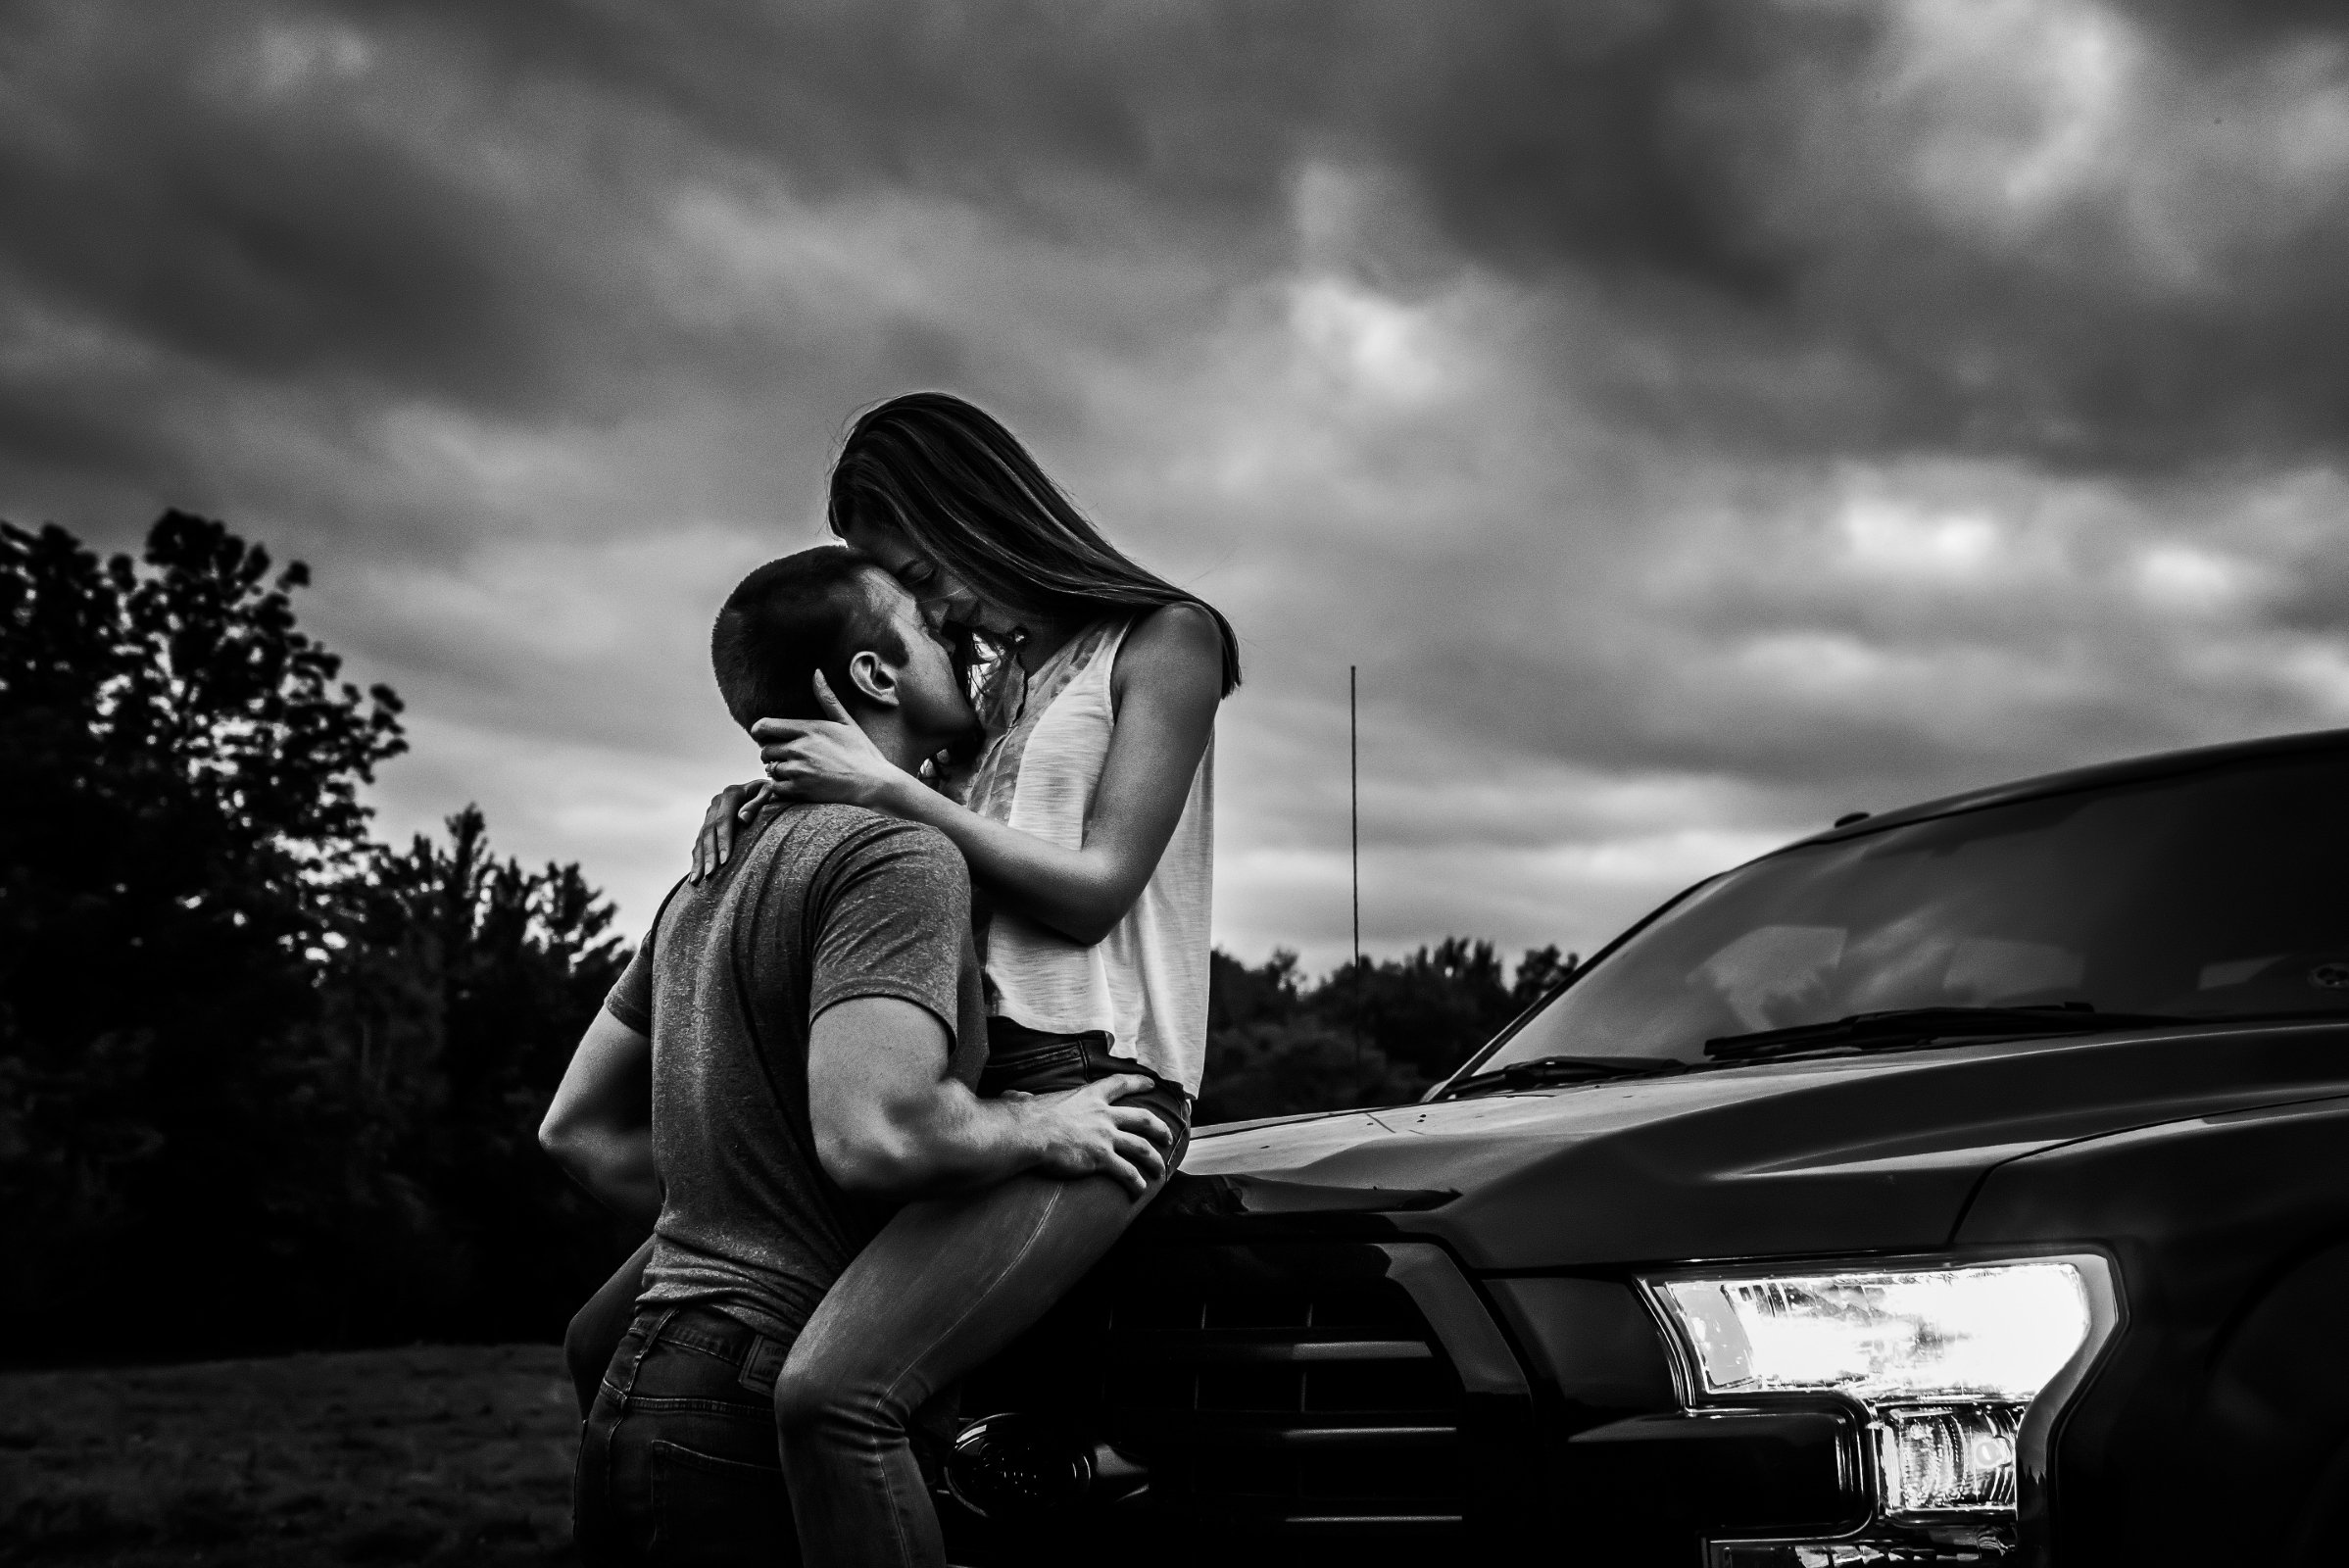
(604, 802, 988, 1342)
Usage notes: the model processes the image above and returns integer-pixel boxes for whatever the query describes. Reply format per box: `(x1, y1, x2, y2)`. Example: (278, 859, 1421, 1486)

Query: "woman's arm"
(755, 603, 1223, 945)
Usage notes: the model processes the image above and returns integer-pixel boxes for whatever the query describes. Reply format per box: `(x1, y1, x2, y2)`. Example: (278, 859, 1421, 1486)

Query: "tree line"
(1, 514, 631, 1360)
(1197, 940, 1573, 1123)
(1, 512, 1568, 1360)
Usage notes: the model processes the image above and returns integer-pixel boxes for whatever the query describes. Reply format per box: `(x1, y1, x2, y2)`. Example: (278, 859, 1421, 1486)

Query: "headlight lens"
(1874, 1401, 2020, 1514)
(1648, 1256, 2117, 1544)
(1654, 1260, 2092, 1403)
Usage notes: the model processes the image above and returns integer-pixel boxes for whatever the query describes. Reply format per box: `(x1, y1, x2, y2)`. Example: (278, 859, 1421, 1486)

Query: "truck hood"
(1167, 1020, 2349, 1271)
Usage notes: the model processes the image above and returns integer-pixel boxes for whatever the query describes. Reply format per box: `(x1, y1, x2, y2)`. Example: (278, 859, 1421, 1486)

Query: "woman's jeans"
(573, 1304, 799, 1566)
(775, 1025, 1189, 1568)
(566, 1025, 1190, 1568)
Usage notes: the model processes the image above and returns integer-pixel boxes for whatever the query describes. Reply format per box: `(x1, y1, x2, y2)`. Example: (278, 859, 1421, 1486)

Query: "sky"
(6, 0, 2349, 976)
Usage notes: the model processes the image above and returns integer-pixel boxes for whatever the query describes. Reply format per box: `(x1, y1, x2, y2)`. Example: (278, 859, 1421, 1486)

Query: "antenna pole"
(1351, 664, 1361, 1067)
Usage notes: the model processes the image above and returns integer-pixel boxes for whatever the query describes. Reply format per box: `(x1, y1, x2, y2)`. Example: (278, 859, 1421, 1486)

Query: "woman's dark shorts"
(976, 1018, 1193, 1169)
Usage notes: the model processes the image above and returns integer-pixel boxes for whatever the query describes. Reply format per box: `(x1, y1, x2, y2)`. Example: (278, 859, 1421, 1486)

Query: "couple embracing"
(539, 391, 1239, 1566)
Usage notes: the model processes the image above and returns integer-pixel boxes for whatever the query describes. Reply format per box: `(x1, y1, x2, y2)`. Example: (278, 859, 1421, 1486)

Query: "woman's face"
(838, 517, 1021, 641)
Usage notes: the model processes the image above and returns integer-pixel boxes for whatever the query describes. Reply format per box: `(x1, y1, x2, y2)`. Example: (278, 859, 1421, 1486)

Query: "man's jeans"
(564, 1025, 1190, 1568)
(574, 1304, 799, 1566)
(773, 1027, 1191, 1568)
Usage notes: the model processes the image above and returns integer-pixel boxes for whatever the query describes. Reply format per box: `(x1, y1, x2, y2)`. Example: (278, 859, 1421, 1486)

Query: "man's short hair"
(711, 547, 907, 731)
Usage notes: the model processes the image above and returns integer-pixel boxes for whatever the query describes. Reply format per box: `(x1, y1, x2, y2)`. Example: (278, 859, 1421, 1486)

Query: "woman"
(568, 391, 1237, 1567)
(759, 390, 1233, 1567)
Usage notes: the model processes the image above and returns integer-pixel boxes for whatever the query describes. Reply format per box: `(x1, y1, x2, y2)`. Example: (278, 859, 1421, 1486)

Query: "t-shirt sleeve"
(605, 875, 692, 1035)
(604, 927, 657, 1034)
(807, 821, 974, 1050)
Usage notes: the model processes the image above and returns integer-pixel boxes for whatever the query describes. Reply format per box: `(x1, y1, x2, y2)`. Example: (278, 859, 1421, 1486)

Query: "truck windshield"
(1469, 751, 2349, 1074)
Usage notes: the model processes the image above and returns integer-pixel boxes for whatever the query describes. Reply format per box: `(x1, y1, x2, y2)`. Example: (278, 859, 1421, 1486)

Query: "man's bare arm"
(807, 997, 1171, 1199)
(540, 1007, 661, 1229)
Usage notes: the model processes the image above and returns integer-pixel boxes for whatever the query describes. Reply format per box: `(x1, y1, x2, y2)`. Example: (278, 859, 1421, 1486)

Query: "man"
(541, 546, 1170, 1564)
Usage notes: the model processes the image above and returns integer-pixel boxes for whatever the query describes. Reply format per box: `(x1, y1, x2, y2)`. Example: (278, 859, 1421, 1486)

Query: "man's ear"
(842, 649, 900, 709)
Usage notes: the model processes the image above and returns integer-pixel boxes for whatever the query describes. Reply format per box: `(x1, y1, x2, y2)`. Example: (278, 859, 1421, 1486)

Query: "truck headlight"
(1654, 1261, 2090, 1405)
(1643, 1255, 2119, 1527)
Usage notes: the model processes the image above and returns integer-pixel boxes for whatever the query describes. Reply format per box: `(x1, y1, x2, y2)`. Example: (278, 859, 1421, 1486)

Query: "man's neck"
(856, 710, 939, 776)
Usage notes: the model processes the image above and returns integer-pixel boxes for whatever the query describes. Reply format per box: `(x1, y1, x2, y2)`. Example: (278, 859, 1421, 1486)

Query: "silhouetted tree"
(357, 807, 632, 1340)
(1206, 947, 1303, 1031)
(1196, 941, 1573, 1124)
(0, 513, 408, 1350)
(0, 513, 628, 1356)
(1509, 944, 1578, 1010)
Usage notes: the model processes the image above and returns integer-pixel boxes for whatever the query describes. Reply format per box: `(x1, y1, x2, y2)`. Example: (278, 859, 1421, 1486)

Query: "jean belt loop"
(607, 1306, 673, 1406)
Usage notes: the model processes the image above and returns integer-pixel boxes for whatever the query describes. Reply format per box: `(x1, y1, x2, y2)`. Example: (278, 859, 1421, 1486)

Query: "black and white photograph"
(6, 3, 2349, 1564)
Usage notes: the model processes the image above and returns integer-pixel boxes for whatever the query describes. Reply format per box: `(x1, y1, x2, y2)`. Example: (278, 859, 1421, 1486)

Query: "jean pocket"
(646, 1440, 791, 1565)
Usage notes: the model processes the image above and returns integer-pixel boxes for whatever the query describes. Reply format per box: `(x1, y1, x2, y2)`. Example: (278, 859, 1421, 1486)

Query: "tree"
(0, 513, 628, 1355)
(1195, 941, 1573, 1124)
(1206, 947, 1303, 1032)
(1509, 944, 1578, 1010)
(0, 513, 408, 1349)
(344, 807, 634, 1341)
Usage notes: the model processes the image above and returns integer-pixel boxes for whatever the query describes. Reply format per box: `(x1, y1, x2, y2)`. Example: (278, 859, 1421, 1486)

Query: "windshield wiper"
(1443, 1054, 1687, 1099)
(1703, 1004, 2190, 1063)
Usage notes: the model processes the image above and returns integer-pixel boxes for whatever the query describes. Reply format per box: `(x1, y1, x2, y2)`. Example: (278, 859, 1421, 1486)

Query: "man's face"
(860, 570, 979, 747)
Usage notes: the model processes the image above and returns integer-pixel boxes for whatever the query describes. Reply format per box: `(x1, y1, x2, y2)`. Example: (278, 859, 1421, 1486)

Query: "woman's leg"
(770, 1169, 1154, 1568)
(567, 1236, 655, 1419)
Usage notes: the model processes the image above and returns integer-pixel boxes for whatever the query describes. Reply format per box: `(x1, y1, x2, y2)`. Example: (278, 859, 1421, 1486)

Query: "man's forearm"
(827, 1082, 1051, 1198)
(542, 1009, 660, 1224)
(554, 1128, 662, 1229)
(810, 995, 1163, 1200)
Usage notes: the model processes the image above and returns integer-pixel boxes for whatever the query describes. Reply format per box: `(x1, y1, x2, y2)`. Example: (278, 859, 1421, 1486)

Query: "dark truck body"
(951, 728, 2349, 1566)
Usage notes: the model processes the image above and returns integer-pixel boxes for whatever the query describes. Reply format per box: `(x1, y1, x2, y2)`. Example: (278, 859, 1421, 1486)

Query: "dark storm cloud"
(387, 1, 1325, 239)
(2117, 0, 2349, 55)
(399, 0, 2349, 475)
(0, 6, 600, 416)
(13, 0, 2348, 484)
(0, 2, 1026, 501)
(1319, 1, 2349, 472)
(7, 0, 2349, 964)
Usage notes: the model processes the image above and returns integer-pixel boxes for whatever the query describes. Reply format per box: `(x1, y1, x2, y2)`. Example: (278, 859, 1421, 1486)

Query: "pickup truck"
(944, 725, 2349, 1566)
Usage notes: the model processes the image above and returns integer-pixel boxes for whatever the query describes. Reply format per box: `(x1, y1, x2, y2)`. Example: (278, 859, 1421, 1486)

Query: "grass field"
(0, 1345, 580, 1566)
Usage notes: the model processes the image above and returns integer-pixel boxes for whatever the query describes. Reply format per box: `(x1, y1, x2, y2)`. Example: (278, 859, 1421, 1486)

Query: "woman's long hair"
(827, 392, 1242, 696)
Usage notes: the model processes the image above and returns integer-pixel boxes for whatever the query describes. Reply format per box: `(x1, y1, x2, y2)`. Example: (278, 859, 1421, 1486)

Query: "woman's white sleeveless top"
(962, 616, 1214, 1097)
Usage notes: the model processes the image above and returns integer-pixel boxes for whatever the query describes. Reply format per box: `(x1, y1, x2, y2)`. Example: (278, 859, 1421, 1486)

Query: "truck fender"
(2199, 1236, 2349, 1564)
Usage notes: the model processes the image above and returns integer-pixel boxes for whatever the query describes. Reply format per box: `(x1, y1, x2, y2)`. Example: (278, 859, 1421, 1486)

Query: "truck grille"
(1097, 1275, 1466, 1529)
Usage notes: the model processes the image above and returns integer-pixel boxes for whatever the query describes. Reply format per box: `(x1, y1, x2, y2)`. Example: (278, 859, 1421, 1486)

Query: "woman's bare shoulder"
(1112, 602, 1225, 704)
(1126, 601, 1221, 658)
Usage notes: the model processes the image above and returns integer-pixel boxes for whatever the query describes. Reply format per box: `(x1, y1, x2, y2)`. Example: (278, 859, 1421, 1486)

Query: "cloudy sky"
(7, 0, 2349, 974)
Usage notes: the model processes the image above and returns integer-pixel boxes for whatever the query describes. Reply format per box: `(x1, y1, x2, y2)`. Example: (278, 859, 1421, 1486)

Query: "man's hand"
(1012, 1074, 1174, 1198)
(810, 999, 1175, 1200)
